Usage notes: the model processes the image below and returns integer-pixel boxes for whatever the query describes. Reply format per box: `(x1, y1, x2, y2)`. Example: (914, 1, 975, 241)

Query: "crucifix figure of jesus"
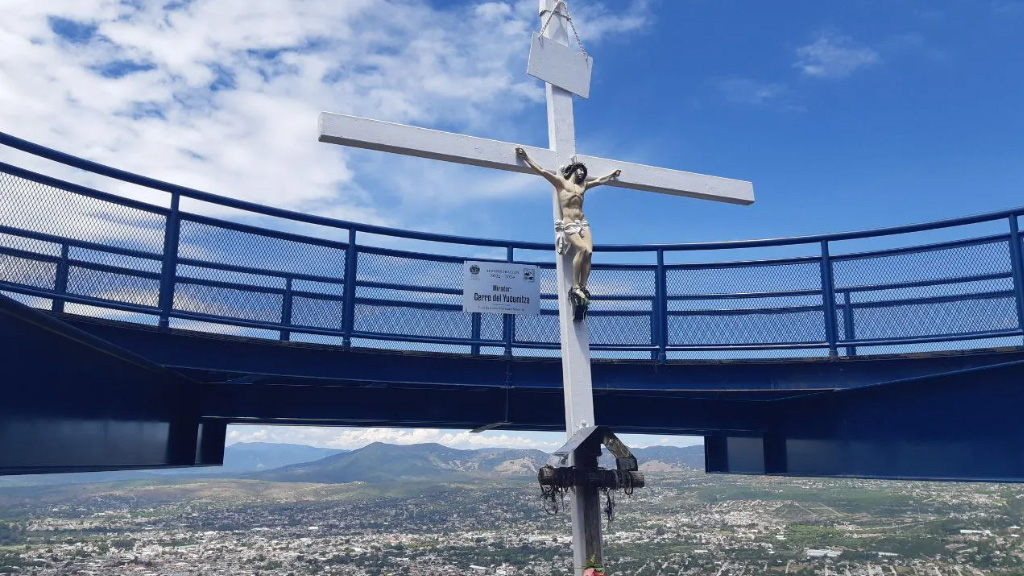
(317, 1, 753, 572)
(516, 147, 621, 316)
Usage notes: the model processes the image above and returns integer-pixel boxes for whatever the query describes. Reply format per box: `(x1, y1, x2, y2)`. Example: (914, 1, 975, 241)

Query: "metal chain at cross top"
(538, 0, 588, 59)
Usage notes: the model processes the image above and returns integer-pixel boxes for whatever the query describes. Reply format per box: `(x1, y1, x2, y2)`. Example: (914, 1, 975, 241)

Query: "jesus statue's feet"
(572, 286, 589, 304)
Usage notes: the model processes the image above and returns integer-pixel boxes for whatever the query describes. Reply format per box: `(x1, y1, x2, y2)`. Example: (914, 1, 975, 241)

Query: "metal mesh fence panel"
(290, 295, 344, 331)
(178, 218, 347, 279)
(289, 333, 347, 346)
(357, 250, 461, 290)
(67, 265, 159, 308)
(588, 310, 651, 347)
(833, 239, 1016, 351)
(851, 297, 1017, 340)
(351, 337, 468, 355)
(668, 309, 826, 346)
(515, 311, 560, 344)
(169, 317, 278, 339)
(350, 249, 470, 348)
(353, 302, 473, 340)
(0, 169, 166, 254)
(0, 290, 51, 310)
(0, 232, 61, 258)
(69, 247, 162, 275)
(667, 348, 831, 360)
(174, 282, 284, 324)
(480, 312, 503, 341)
(665, 259, 824, 353)
(65, 302, 158, 326)
(833, 239, 1011, 290)
(513, 347, 561, 358)
(359, 286, 460, 306)
(667, 259, 821, 294)
(0, 252, 55, 290)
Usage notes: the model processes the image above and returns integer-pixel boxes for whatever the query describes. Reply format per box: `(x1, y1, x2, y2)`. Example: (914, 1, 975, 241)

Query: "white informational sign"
(527, 33, 593, 99)
(463, 261, 541, 315)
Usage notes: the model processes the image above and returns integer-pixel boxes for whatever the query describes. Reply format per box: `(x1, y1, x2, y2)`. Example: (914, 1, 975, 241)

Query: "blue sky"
(1, 0, 1022, 450)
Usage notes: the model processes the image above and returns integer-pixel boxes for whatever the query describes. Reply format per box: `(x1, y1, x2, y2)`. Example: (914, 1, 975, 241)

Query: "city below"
(1, 442, 1022, 575)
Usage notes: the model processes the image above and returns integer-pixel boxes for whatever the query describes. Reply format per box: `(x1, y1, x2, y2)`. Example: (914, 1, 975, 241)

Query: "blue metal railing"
(1, 130, 1022, 361)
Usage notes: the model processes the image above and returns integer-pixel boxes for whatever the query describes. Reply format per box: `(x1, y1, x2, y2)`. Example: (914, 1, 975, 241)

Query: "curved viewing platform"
(1, 130, 1024, 363)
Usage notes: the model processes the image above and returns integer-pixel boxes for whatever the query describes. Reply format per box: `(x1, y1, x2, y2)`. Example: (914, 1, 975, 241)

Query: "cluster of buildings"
(3, 475, 1024, 575)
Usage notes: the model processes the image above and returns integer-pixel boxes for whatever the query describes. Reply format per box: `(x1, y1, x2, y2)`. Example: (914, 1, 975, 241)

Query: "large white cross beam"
(319, 112, 754, 205)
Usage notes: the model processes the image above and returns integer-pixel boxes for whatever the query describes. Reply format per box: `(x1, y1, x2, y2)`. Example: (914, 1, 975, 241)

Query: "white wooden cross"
(318, 1, 753, 573)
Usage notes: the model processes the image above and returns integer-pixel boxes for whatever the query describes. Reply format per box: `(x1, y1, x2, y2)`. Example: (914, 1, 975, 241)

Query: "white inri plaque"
(527, 33, 593, 99)
(463, 261, 541, 315)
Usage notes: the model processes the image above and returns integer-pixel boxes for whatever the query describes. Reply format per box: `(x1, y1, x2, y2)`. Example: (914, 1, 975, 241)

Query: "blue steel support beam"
(819, 241, 840, 359)
(157, 193, 181, 331)
(471, 313, 482, 355)
(503, 246, 514, 358)
(0, 293, 219, 474)
(280, 277, 293, 342)
(342, 229, 358, 349)
(654, 250, 667, 363)
(841, 290, 856, 357)
(52, 243, 69, 314)
(1008, 216, 1024, 341)
(706, 358, 1024, 481)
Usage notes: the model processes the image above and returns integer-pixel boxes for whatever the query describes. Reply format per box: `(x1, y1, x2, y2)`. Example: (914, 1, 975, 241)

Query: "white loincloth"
(554, 219, 589, 255)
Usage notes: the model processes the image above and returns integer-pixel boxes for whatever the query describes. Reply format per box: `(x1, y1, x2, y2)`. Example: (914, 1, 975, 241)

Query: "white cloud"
(0, 0, 651, 231)
(226, 425, 564, 451)
(713, 77, 789, 106)
(0, 1, 669, 462)
(993, 0, 1024, 15)
(226, 425, 702, 452)
(794, 31, 880, 79)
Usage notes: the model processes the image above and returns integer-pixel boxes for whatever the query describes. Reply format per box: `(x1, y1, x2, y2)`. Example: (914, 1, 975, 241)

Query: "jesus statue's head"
(561, 162, 588, 184)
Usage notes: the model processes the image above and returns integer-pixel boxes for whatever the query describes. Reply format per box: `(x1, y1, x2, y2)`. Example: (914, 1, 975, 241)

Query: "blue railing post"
(52, 243, 69, 314)
(1008, 216, 1024, 342)
(653, 249, 668, 363)
(503, 246, 514, 358)
(157, 193, 181, 331)
(470, 313, 482, 355)
(342, 229, 358, 349)
(280, 277, 293, 342)
(819, 240, 840, 359)
(841, 290, 857, 357)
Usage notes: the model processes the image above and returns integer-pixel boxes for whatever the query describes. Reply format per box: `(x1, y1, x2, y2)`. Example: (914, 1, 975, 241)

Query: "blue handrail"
(4, 129, 1024, 251)
(1, 130, 1022, 361)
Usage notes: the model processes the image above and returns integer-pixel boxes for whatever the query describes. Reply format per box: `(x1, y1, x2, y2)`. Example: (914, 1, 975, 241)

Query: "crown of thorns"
(561, 162, 588, 181)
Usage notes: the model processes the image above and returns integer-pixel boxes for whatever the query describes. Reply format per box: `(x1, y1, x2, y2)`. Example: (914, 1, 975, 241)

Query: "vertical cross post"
(539, 1, 600, 572)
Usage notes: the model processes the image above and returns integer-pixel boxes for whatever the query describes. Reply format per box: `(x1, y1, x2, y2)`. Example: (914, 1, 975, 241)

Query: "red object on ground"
(583, 569, 606, 576)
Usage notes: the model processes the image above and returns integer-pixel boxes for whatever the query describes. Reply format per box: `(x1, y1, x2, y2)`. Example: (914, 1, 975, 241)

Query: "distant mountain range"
(0, 442, 704, 486)
(257, 442, 706, 484)
(222, 442, 343, 472)
(0, 442, 344, 486)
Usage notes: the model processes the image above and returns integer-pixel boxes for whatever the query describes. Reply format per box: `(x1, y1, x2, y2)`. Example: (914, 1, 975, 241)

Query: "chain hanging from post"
(539, 0, 588, 59)
(603, 488, 614, 526)
(540, 464, 640, 526)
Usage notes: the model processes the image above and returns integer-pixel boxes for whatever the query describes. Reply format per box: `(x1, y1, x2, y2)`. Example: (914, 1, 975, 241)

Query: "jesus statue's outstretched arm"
(584, 169, 623, 191)
(516, 147, 562, 188)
